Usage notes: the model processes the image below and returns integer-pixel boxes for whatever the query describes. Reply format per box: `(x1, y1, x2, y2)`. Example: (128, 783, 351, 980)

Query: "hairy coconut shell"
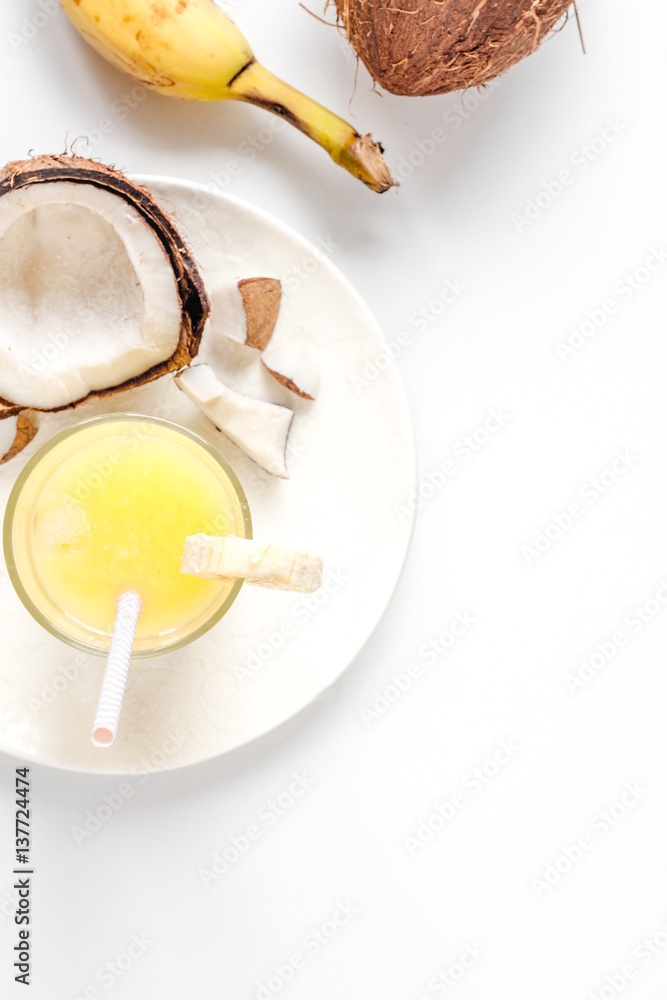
(0, 413, 38, 465)
(0, 154, 209, 417)
(333, 0, 575, 96)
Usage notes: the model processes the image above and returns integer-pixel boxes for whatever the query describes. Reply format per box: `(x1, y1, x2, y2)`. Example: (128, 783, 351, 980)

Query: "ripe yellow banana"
(58, 0, 396, 192)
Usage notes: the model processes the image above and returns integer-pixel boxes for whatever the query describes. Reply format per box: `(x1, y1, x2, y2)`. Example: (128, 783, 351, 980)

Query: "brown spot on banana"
(244, 97, 302, 133)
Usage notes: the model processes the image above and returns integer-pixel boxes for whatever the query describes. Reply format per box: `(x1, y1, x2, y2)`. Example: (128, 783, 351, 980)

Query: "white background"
(1, 1, 667, 998)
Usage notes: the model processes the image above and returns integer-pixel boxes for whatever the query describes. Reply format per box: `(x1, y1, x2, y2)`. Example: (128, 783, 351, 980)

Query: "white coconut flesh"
(207, 281, 248, 346)
(175, 364, 294, 478)
(0, 181, 182, 409)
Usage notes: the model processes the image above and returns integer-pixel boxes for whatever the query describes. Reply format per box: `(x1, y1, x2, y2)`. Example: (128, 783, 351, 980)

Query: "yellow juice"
(4, 415, 251, 655)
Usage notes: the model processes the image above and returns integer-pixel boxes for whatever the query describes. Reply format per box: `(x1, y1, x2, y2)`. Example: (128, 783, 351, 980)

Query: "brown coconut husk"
(0, 414, 38, 465)
(0, 154, 209, 417)
(238, 277, 282, 351)
(332, 0, 575, 96)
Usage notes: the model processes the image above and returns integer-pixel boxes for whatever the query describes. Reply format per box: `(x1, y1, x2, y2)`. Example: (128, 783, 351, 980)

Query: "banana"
(58, 0, 396, 192)
(181, 533, 323, 593)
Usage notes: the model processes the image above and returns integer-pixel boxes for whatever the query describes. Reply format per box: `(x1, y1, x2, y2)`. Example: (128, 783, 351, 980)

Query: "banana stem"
(227, 60, 396, 193)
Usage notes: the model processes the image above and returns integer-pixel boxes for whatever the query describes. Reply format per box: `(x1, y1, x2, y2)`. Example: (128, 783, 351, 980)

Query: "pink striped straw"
(92, 592, 142, 748)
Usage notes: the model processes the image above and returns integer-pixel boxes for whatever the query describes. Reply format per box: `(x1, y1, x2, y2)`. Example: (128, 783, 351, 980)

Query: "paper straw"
(91, 592, 142, 748)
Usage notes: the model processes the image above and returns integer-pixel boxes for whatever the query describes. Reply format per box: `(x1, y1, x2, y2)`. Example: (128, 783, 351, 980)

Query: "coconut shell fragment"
(262, 353, 319, 401)
(0, 154, 209, 413)
(0, 413, 38, 465)
(238, 278, 282, 351)
(261, 320, 320, 401)
(332, 0, 575, 96)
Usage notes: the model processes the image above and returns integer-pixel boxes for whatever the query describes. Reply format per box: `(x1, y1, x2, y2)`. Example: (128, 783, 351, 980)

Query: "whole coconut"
(333, 0, 576, 96)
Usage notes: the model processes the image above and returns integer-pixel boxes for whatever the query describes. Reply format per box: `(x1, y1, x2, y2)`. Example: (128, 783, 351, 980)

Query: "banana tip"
(353, 134, 398, 193)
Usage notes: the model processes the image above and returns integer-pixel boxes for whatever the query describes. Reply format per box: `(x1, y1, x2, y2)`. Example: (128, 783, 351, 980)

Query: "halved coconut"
(0, 155, 209, 414)
(0, 413, 38, 464)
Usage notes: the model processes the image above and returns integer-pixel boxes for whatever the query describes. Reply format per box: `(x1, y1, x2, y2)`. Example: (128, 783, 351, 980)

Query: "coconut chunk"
(175, 364, 294, 478)
(0, 413, 38, 464)
(238, 277, 282, 350)
(209, 277, 282, 351)
(0, 417, 17, 458)
(0, 156, 209, 412)
(207, 281, 248, 345)
(262, 338, 320, 400)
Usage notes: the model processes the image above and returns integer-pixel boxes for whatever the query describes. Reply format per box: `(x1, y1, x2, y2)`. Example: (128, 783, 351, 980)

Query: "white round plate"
(0, 177, 416, 773)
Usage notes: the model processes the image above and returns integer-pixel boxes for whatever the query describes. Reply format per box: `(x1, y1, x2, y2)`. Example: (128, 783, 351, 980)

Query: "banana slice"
(181, 534, 322, 593)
